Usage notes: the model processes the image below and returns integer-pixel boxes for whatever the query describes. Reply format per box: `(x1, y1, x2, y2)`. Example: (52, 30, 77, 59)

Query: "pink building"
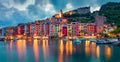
(44, 23, 50, 36)
(27, 24, 31, 36)
(95, 15, 106, 34)
(34, 21, 40, 36)
(75, 23, 79, 36)
(87, 23, 97, 36)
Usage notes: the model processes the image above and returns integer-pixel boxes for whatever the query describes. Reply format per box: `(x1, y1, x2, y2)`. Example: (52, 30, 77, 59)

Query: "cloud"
(26, 0, 57, 20)
(44, 3, 56, 14)
(0, 0, 120, 28)
(91, 5, 100, 12)
(37, 0, 57, 14)
(1, 0, 57, 21)
(63, 3, 74, 12)
(2, 0, 35, 11)
(5, 10, 15, 18)
(66, 3, 73, 9)
(13, 0, 27, 4)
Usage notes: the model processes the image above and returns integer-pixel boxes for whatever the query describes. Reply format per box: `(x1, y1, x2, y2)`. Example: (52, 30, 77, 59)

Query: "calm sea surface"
(0, 39, 120, 62)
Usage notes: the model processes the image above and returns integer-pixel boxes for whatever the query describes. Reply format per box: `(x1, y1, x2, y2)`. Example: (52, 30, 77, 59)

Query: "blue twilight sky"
(0, 0, 120, 28)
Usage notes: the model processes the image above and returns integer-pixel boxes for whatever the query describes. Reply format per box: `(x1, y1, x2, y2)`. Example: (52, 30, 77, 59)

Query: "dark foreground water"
(0, 39, 120, 62)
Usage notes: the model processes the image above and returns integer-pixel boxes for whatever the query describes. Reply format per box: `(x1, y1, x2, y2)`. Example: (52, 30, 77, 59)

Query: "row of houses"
(0, 19, 105, 39)
(0, 9, 109, 39)
(0, 22, 97, 38)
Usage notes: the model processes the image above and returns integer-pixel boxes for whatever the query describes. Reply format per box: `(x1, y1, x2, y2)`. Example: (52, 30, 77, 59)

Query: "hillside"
(63, 7, 94, 23)
(99, 2, 120, 26)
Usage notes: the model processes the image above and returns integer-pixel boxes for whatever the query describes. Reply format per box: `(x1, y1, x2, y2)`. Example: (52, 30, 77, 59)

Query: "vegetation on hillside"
(62, 2, 120, 26)
(63, 13, 94, 23)
(99, 2, 120, 27)
(110, 28, 120, 34)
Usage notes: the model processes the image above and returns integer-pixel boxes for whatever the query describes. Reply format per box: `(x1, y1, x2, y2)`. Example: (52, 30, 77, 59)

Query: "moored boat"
(96, 39, 113, 44)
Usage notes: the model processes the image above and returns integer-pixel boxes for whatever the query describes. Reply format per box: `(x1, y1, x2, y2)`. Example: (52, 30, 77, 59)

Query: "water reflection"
(91, 42, 96, 57)
(85, 40, 101, 58)
(16, 40, 26, 59)
(96, 46, 100, 58)
(105, 46, 112, 59)
(58, 40, 64, 62)
(10, 41, 13, 51)
(66, 40, 73, 55)
(58, 39, 74, 62)
(5, 40, 14, 60)
(85, 40, 91, 56)
(33, 39, 39, 62)
(42, 40, 49, 61)
(85, 40, 112, 61)
(6, 40, 13, 51)
(1, 39, 116, 62)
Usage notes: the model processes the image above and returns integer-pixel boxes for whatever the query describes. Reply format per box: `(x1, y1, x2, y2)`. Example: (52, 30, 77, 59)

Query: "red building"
(17, 24, 25, 35)
(62, 26, 67, 37)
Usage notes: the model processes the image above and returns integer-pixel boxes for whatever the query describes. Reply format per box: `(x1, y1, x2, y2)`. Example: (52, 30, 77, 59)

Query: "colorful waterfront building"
(17, 24, 27, 35)
(5, 27, 15, 39)
(62, 24, 67, 37)
(43, 22, 50, 36)
(49, 23, 55, 37)
(54, 24, 59, 36)
(87, 23, 97, 36)
(26, 23, 31, 36)
(58, 24, 62, 37)
(95, 15, 106, 34)
(67, 24, 73, 37)
(71, 22, 79, 36)
(78, 23, 85, 36)
(39, 23, 43, 36)
(29, 22, 36, 36)
(34, 21, 41, 36)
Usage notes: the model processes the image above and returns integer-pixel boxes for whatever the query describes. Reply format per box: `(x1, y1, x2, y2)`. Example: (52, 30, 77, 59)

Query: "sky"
(0, 0, 120, 28)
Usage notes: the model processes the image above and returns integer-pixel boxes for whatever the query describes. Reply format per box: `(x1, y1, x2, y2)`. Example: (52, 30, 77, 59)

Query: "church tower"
(59, 9, 63, 18)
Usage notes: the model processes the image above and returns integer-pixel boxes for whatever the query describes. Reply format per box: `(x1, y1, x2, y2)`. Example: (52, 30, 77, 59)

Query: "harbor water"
(0, 39, 120, 62)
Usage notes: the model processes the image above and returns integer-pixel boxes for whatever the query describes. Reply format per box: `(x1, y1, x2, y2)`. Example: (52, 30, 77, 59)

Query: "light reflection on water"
(96, 46, 100, 58)
(105, 45, 112, 59)
(58, 40, 64, 62)
(0, 39, 120, 62)
(17, 40, 27, 59)
(42, 39, 49, 62)
(33, 39, 39, 62)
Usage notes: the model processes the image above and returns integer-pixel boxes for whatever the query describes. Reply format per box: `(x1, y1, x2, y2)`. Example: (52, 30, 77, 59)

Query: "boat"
(112, 41, 120, 46)
(89, 38, 96, 42)
(111, 38, 120, 46)
(118, 43, 120, 46)
(96, 39, 113, 44)
(73, 39, 82, 44)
